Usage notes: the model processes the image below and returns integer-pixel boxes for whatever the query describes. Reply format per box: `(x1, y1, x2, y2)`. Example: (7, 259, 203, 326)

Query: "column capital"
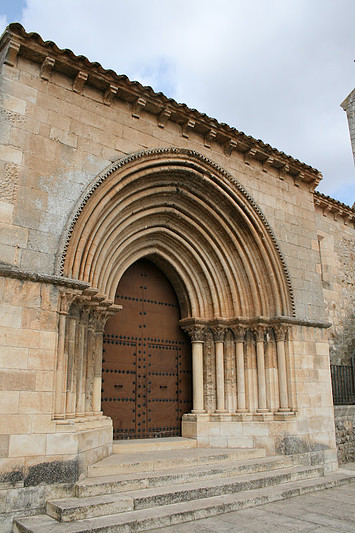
(211, 325, 227, 342)
(273, 324, 289, 342)
(182, 324, 206, 342)
(230, 325, 246, 342)
(58, 290, 79, 315)
(252, 325, 267, 342)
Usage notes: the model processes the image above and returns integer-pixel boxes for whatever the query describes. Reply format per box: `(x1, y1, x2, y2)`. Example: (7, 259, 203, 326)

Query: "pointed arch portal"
(54, 149, 296, 436)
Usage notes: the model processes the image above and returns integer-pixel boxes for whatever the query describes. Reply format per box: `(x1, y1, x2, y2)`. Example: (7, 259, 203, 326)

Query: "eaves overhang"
(1, 23, 323, 189)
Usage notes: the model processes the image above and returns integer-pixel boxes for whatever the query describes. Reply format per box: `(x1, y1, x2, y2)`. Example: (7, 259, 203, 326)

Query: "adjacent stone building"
(0, 23, 354, 528)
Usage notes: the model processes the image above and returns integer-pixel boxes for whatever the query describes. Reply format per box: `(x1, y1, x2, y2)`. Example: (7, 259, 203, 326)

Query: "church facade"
(0, 24, 354, 527)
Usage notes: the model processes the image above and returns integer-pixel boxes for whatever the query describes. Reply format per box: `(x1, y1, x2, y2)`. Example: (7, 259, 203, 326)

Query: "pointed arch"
(59, 148, 295, 320)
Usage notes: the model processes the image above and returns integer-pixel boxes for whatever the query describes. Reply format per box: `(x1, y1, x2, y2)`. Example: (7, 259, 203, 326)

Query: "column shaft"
(277, 338, 290, 411)
(215, 341, 225, 412)
(235, 340, 247, 411)
(256, 339, 268, 411)
(192, 341, 205, 413)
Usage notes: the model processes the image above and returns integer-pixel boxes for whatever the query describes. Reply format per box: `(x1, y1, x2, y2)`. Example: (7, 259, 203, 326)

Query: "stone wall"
(314, 196, 355, 364)
(0, 23, 350, 531)
(334, 405, 355, 464)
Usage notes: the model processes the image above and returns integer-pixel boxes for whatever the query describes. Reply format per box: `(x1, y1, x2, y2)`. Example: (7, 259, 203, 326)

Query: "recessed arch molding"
(52, 148, 298, 422)
(58, 147, 295, 320)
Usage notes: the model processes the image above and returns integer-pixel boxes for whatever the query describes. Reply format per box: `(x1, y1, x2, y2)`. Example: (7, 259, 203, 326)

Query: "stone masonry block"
(0, 201, 14, 224)
(0, 369, 36, 391)
(0, 345, 28, 370)
(3, 278, 40, 308)
(27, 349, 55, 371)
(0, 303, 22, 328)
(9, 434, 46, 458)
(18, 391, 52, 415)
(0, 391, 19, 414)
(0, 145, 22, 165)
(0, 414, 31, 434)
(46, 433, 78, 456)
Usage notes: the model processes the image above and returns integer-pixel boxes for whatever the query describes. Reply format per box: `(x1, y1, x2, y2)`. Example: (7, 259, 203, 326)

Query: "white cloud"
(4, 0, 354, 204)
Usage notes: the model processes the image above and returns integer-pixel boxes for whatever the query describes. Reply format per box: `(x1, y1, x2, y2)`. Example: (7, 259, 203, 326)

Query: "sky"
(0, 0, 354, 206)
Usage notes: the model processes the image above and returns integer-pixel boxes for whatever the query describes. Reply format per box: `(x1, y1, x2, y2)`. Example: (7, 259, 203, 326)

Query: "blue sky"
(0, 0, 354, 206)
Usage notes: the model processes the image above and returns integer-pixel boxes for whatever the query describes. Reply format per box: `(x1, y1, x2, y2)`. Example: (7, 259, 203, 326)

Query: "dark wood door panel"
(102, 259, 192, 439)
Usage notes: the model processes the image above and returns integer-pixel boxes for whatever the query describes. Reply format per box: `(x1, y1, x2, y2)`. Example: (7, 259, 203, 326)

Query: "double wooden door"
(102, 260, 192, 439)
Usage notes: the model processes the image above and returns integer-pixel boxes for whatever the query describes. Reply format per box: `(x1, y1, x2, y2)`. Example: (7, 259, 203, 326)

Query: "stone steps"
(87, 446, 266, 477)
(14, 469, 355, 533)
(76, 454, 294, 497)
(112, 437, 197, 454)
(47, 464, 323, 522)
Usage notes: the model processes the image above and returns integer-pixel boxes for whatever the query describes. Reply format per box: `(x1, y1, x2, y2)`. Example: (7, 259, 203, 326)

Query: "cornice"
(0, 23, 322, 189)
(0, 262, 89, 289)
(314, 191, 355, 226)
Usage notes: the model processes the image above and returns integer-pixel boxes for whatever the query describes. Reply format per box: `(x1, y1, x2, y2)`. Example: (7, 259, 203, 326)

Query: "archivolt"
(59, 148, 295, 319)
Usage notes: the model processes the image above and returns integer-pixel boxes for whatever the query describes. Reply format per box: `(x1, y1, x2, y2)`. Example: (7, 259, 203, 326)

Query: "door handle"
(114, 384, 123, 389)
(160, 385, 167, 389)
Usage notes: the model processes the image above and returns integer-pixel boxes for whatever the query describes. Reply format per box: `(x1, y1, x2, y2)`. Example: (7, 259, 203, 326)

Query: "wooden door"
(102, 259, 192, 439)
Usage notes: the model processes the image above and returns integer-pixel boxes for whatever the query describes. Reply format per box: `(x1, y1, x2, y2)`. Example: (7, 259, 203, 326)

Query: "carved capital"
(273, 325, 288, 342)
(182, 119, 195, 138)
(230, 325, 246, 343)
(103, 84, 118, 106)
(224, 139, 238, 156)
(73, 71, 88, 93)
(253, 326, 266, 343)
(59, 290, 79, 315)
(204, 129, 217, 148)
(182, 324, 205, 342)
(157, 107, 171, 128)
(132, 97, 146, 118)
(211, 325, 226, 342)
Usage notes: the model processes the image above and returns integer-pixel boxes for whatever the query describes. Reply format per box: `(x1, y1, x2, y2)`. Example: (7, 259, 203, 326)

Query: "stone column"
(232, 326, 247, 412)
(274, 325, 290, 412)
(254, 326, 268, 412)
(85, 310, 96, 415)
(66, 314, 78, 417)
(184, 325, 206, 414)
(212, 325, 227, 413)
(76, 306, 89, 417)
(54, 291, 76, 419)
